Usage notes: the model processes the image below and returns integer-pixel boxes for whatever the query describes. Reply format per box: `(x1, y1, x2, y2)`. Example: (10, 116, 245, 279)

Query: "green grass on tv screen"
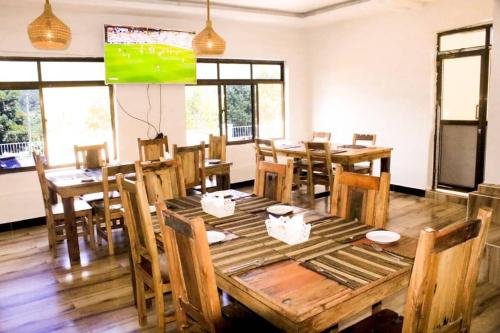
(105, 43, 196, 84)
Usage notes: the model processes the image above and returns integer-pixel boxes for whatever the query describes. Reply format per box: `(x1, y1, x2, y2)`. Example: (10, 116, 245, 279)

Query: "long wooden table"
(274, 142, 393, 173)
(164, 193, 416, 332)
(46, 161, 232, 265)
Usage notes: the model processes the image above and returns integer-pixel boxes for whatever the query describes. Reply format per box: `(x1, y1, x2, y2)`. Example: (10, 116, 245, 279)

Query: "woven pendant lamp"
(192, 0, 225, 55)
(27, 0, 71, 50)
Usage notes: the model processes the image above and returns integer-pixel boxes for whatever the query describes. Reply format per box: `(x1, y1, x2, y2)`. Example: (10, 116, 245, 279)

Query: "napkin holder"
(265, 214, 311, 245)
(201, 193, 235, 218)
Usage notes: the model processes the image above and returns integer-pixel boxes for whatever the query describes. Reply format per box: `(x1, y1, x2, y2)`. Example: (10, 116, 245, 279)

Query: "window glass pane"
(253, 64, 281, 80)
(226, 85, 253, 141)
(0, 90, 42, 168)
(185, 86, 220, 145)
(196, 63, 217, 80)
(257, 84, 284, 139)
(440, 29, 486, 51)
(0, 61, 38, 82)
(43, 86, 113, 166)
(41, 62, 105, 81)
(219, 64, 251, 80)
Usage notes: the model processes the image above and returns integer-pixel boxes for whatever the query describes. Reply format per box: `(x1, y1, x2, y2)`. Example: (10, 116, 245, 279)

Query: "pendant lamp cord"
(207, 0, 211, 21)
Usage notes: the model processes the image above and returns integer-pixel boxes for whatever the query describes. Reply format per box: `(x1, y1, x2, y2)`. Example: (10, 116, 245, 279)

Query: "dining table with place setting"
(159, 189, 417, 332)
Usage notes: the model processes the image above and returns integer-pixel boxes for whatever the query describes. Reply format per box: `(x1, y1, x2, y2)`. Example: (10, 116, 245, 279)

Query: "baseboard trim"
(0, 217, 45, 233)
(390, 184, 425, 197)
(230, 180, 254, 189)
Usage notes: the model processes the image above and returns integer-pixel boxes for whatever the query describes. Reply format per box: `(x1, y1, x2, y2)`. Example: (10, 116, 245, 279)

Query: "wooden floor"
(1, 190, 500, 333)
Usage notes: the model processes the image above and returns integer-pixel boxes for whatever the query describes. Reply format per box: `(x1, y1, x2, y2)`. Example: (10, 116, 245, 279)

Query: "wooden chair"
(74, 143, 109, 169)
(341, 208, 493, 333)
(352, 133, 377, 174)
(255, 138, 278, 163)
(33, 152, 94, 257)
(93, 163, 135, 255)
(312, 131, 332, 142)
(157, 205, 279, 333)
(303, 141, 335, 207)
(137, 135, 169, 162)
(135, 158, 186, 204)
(330, 165, 390, 228)
(254, 159, 294, 204)
(208, 134, 226, 162)
(173, 142, 206, 194)
(116, 174, 174, 328)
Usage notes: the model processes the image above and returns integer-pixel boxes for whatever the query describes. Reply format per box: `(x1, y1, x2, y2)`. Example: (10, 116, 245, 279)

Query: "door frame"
(433, 24, 492, 192)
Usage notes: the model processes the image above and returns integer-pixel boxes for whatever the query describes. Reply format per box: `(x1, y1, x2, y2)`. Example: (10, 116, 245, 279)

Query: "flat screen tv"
(104, 25, 196, 84)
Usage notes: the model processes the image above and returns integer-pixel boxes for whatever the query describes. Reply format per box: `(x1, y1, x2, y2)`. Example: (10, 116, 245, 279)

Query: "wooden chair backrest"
(352, 133, 376, 145)
(135, 158, 186, 205)
(208, 134, 226, 161)
(330, 165, 390, 228)
(254, 159, 294, 204)
(402, 208, 492, 333)
(101, 163, 135, 212)
(74, 143, 109, 169)
(305, 141, 334, 178)
(116, 174, 165, 286)
(312, 131, 332, 142)
(255, 138, 278, 163)
(33, 151, 55, 218)
(137, 135, 169, 162)
(157, 204, 223, 333)
(173, 142, 206, 193)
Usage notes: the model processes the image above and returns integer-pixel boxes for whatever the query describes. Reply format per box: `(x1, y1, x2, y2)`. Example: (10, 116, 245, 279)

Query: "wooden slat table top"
(164, 191, 416, 332)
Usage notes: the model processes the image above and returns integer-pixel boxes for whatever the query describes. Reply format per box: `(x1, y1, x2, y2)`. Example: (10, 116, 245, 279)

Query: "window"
(0, 58, 115, 171)
(185, 59, 284, 144)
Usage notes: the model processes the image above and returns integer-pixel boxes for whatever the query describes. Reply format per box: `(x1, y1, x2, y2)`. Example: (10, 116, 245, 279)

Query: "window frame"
(187, 58, 285, 145)
(0, 56, 116, 173)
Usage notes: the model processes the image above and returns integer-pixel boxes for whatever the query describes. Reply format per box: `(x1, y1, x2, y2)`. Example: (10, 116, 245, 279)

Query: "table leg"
(381, 157, 391, 173)
(217, 172, 231, 190)
(62, 196, 81, 265)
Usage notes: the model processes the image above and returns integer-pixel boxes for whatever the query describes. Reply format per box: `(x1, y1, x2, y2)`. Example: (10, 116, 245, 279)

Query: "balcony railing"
(229, 125, 253, 140)
(0, 141, 44, 160)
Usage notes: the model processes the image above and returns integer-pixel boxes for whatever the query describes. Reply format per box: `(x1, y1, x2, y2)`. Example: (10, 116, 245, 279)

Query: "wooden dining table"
(45, 161, 232, 265)
(163, 191, 417, 333)
(274, 142, 393, 173)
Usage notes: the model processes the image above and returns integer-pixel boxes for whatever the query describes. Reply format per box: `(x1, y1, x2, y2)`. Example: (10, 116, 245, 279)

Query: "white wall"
(0, 4, 310, 223)
(485, 0, 500, 184)
(308, 0, 493, 190)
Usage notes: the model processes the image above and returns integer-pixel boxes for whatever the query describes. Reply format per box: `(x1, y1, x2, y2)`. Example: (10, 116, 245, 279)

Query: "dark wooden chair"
(93, 163, 135, 255)
(254, 159, 294, 204)
(137, 135, 169, 162)
(157, 205, 279, 333)
(208, 134, 227, 162)
(312, 131, 332, 142)
(74, 143, 109, 169)
(255, 138, 278, 163)
(341, 208, 493, 333)
(33, 151, 94, 257)
(302, 141, 335, 207)
(173, 142, 206, 194)
(116, 174, 174, 328)
(330, 165, 390, 228)
(352, 133, 377, 174)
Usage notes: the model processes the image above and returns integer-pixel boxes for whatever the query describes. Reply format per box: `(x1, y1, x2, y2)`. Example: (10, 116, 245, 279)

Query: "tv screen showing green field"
(104, 25, 196, 84)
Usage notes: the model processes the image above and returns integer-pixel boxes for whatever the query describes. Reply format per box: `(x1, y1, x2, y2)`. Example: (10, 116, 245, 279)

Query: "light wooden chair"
(312, 131, 332, 142)
(33, 152, 94, 257)
(255, 138, 278, 163)
(137, 135, 169, 162)
(135, 158, 186, 204)
(74, 143, 109, 169)
(157, 205, 279, 333)
(352, 133, 377, 174)
(341, 208, 493, 333)
(303, 141, 335, 207)
(330, 165, 390, 228)
(116, 174, 174, 328)
(93, 163, 135, 255)
(208, 134, 226, 162)
(254, 159, 294, 204)
(173, 142, 206, 194)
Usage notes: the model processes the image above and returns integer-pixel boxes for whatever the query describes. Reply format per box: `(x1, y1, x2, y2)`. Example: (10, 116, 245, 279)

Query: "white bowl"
(267, 205, 294, 216)
(366, 230, 401, 244)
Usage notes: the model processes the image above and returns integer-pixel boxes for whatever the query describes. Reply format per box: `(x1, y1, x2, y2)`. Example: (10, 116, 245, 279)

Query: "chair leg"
(105, 217, 115, 256)
(96, 216, 103, 246)
(154, 284, 166, 328)
(47, 217, 57, 258)
(87, 212, 96, 249)
(136, 274, 148, 326)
